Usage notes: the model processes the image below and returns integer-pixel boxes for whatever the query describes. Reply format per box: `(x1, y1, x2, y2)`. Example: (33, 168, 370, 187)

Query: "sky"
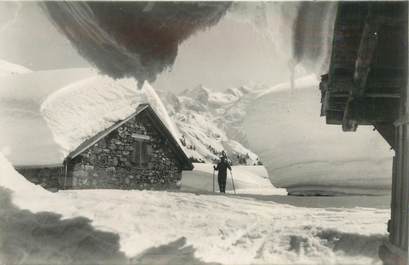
(0, 2, 290, 94)
(152, 17, 290, 93)
(0, 2, 89, 70)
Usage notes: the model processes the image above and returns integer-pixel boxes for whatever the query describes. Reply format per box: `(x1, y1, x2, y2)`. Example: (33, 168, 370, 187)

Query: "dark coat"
(214, 159, 231, 178)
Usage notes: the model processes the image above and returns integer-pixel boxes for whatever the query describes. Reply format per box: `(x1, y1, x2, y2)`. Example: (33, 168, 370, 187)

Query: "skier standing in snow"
(214, 152, 232, 193)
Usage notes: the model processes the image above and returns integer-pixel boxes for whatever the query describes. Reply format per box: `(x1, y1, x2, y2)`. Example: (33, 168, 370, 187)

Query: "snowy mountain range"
(157, 84, 262, 165)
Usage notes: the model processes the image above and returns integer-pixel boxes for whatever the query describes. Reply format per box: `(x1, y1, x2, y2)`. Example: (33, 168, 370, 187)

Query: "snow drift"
(243, 75, 394, 195)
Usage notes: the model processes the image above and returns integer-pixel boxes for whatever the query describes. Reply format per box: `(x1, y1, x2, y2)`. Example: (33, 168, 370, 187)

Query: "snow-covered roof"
(67, 104, 193, 170)
(41, 75, 186, 162)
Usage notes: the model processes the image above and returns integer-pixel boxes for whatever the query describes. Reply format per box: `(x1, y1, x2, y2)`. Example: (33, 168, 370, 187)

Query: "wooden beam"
(353, 11, 380, 95)
(342, 98, 358, 131)
(330, 93, 400, 98)
(326, 95, 399, 123)
(329, 76, 403, 93)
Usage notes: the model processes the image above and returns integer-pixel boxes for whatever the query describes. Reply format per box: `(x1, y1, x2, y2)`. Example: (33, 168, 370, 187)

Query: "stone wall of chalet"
(68, 113, 182, 190)
(15, 166, 64, 191)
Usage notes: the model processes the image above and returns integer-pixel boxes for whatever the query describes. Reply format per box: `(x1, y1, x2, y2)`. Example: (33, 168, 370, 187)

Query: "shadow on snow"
(0, 187, 219, 265)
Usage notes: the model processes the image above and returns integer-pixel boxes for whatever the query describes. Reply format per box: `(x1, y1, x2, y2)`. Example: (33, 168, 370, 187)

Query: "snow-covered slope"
(0, 152, 389, 265)
(0, 59, 31, 77)
(0, 68, 97, 165)
(160, 85, 261, 164)
(243, 75, 393, 195)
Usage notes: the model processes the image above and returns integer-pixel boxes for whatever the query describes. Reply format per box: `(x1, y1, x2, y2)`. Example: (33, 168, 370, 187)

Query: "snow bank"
(0, 152, 70, 213)
(0, 153, 389, 265)
(0, 153, 44, 195)
(243, 75, 394, 195)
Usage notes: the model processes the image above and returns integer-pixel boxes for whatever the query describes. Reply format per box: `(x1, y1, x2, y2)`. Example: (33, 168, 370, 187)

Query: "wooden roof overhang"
(66, 104, 194, 170)
(320, 2, 408, 149)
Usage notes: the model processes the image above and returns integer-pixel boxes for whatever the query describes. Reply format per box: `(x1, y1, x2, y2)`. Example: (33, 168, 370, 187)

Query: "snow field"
(0, 154, 389, 265)
(65, 189, 388, 265)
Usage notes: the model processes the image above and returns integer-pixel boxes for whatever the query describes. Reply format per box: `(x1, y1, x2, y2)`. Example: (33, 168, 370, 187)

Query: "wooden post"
(397, 64, 409, 259)
(379, 43, 409, 265)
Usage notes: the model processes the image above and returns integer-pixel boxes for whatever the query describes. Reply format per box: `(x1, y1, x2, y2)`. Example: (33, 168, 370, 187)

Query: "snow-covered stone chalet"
(16, 104, 193, 191)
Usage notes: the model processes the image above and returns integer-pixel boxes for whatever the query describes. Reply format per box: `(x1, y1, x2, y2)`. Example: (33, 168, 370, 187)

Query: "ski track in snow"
(11, 189, 391, 265)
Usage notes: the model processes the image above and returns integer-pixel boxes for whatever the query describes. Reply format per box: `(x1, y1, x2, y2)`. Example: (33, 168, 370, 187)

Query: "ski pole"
(212, 170, 215, 193)
(230, 170, 236, 195)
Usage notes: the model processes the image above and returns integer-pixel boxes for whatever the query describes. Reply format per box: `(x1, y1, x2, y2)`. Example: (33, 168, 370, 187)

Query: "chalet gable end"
(17, 104, 193, 191)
